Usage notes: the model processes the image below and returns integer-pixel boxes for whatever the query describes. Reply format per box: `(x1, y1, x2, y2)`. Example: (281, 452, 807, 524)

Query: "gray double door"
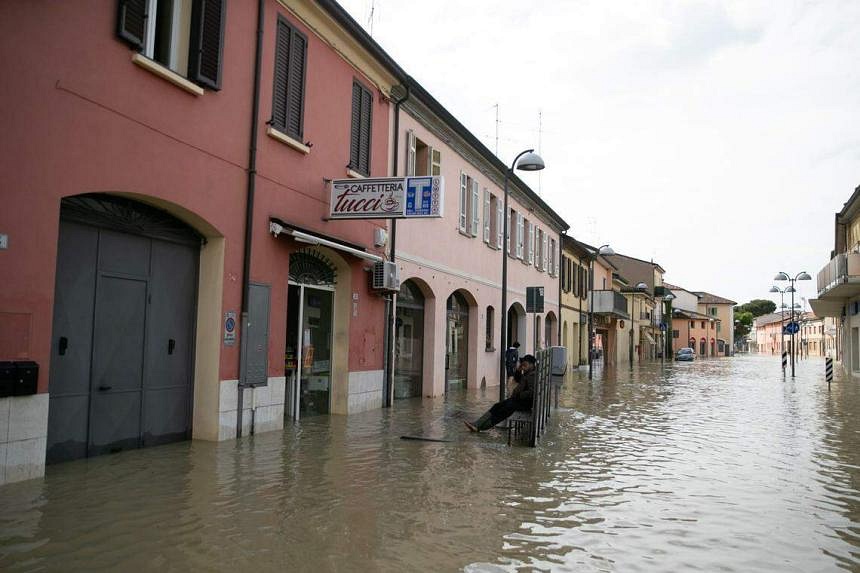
(47, 216, 199, 464)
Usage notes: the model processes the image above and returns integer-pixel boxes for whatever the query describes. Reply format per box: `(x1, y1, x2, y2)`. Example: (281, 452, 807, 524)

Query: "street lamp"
(662, 292, 675, 365)
(629, 282, 647, 367)
(588, 243, 614, 380)
(499, 149, 545, 399)
(774, 271, 811, 377)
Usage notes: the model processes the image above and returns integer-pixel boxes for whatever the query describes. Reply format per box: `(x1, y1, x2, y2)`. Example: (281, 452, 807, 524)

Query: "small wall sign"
(224, 311, 237, 346)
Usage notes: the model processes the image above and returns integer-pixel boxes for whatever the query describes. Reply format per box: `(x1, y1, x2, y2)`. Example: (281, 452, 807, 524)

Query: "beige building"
(695, 292, 736, 356)
(605, 253, 666, 361)
(560, 236, 592, 367)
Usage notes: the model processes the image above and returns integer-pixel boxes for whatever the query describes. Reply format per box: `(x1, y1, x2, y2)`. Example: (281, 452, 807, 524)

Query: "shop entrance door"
(445, 292, 469, 392)
(286, 284, 334, 419)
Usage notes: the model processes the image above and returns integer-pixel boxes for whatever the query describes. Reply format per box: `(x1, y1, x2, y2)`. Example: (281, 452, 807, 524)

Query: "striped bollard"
(826, 357, 834, 388)
(782, 351, 787, 374)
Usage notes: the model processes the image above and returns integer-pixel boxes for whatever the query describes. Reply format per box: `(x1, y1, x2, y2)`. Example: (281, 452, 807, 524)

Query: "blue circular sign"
(225, 317, 236, 332)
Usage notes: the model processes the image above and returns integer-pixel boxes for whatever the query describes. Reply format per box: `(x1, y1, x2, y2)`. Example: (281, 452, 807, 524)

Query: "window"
(535, 229, 543, 270)
(507, 209, 513, 253)
(549, 238, 557, 276)
(349, 81, 373, 176)
(470, 179, 479, 236)
(542, 232, 549, 272)
(458, 172, 479, 237)
(690, 321, 695, 328)
(561, 256, 568, 292)
(495, 195, 503, 249)
(486, 306, 495, 350)
(271, 16, 307, 141)
(701, 321, 706, 329)
(117, 0, 226, 89)
(516, 212, 525, 259)
(673, 330, 679, 339)
(459, 173, 468, 232)
(406, 130, 440, 177)
(483, 189, 491, 243)
(527, 221, 535, 264)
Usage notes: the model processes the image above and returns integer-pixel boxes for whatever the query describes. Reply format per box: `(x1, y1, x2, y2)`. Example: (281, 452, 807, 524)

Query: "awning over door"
(269, 217, 383, 263)
(809, 298, 844, 318)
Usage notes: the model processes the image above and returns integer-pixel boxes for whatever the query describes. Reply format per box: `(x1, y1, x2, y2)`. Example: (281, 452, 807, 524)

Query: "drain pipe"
(384, 83, 410, 408)
(237, 0, 266, 439)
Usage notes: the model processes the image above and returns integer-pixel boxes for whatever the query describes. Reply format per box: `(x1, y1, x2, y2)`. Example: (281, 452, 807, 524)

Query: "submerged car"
(675, 347, 695, 361)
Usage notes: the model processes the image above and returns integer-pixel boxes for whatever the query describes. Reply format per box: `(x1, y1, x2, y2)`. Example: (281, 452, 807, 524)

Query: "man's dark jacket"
(510, 368, 535, 407)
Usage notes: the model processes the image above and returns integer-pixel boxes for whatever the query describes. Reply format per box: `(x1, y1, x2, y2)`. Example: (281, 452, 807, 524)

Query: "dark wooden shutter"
(359, 86, 372, 174)
(116, 0, 146, 49)
(271, 20, 290, 132)
(272, 18, 307, 140)
(189, 0, 226, 90)
(285, 30, 306, 139)
(349, 83, 362, 171)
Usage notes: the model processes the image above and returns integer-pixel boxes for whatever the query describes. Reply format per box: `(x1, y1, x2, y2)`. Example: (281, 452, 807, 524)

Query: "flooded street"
(1, 355, 859, 572)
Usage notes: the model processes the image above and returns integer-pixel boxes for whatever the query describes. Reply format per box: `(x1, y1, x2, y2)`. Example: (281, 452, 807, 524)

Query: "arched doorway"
(286, 249, 338, 418)
(47, 194, 202, 463)
(545, 311, 558, 347)
(699, 337, 706, 356)
(507, 302, 526, 349)
(446, 291, 470, 391)
(394, 280, 425, 399)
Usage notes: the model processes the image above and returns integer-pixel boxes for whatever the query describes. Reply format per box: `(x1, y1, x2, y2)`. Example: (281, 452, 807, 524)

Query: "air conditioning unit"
(371, 261, 400, 292)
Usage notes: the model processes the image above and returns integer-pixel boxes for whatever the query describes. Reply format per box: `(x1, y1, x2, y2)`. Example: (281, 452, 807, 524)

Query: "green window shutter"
(116, 0, 146, 50)
(188, 0, 226, 90)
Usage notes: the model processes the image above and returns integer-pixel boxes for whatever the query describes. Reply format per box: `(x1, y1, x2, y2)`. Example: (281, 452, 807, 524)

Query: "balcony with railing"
(817, 253, 860, 299)
(589, 290, 629, 318)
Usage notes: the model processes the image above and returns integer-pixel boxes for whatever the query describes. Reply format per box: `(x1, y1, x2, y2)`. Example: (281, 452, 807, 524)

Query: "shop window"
(117, 0, 226, 89)
(349, 81, 373, 176)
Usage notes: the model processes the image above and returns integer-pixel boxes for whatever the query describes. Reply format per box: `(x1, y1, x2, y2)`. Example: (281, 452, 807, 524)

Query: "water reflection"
(1, 356, 859, 571)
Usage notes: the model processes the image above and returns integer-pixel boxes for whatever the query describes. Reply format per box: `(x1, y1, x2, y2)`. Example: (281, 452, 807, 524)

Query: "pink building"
(390, 88, 567, 397)
(0, 0, 404, 483)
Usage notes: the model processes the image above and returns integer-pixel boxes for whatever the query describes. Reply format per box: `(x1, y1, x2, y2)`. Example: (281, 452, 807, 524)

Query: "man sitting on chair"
(465, 355, 536, 432)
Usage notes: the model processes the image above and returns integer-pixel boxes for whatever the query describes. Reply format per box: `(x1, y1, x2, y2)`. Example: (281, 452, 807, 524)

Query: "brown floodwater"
(1, 355, 859, 572)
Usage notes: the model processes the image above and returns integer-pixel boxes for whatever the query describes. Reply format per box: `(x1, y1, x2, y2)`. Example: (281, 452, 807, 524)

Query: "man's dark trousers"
(474, 396, 531, 431)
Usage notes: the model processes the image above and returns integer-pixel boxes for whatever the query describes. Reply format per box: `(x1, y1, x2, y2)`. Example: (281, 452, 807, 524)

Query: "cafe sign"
(329, 176, 444, 219)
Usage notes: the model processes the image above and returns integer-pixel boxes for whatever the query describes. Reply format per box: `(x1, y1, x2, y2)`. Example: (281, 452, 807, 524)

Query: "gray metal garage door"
(47, 195, 200, 464)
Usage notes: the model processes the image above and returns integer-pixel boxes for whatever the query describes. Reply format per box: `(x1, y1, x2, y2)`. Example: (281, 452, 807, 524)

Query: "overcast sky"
(340, 0, 860, 308)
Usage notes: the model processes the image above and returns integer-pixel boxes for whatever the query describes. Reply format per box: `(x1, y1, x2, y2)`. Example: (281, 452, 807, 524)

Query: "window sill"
(346, 168, 367, 179)
(132, 53, 204, 96)
(485, 347, 496, 353)
(267, 127, 311, 154)
(458, 229, 474, 238)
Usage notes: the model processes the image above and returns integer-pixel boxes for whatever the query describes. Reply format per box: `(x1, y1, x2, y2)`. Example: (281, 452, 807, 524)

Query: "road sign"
(826, 357, 834, 386)
(526, 286, 545, 313)
(784, 321, 799, 335)
(781, 351, 787, 372)
(659, 322, 667, 332)
(224, 311, 236, 346)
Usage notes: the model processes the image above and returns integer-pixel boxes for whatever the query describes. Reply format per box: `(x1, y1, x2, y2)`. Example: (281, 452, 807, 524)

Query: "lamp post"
(499, 149, 545, 400)
(662, 292, 675, 364)
(774, 271, 812, 378)
(629, 282, 647, 367)
(587, 244, 614, 380)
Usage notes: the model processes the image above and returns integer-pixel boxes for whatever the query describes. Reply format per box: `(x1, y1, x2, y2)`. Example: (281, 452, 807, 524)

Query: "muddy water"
(1, 356, 859, 572)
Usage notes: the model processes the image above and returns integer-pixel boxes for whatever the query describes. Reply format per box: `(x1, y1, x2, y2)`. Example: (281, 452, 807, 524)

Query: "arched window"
(486, 306, 495, 350)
